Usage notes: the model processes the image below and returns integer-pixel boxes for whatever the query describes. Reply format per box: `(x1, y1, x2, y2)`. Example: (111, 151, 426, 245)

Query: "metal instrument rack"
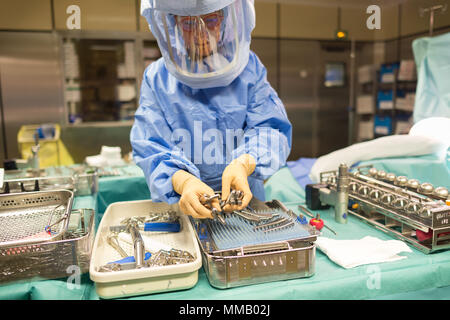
(0, 207, 95, 283)
(318, 165, 450, 254)
(0, 166, 98, 284)
(1, 165, 98, 196)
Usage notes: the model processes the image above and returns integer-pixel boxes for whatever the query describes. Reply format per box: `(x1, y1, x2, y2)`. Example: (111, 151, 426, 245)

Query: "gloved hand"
(221, 154, 256, 212)
(172, 170, 221, 219)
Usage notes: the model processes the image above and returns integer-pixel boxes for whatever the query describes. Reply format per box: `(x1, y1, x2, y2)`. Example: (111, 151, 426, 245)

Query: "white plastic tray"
(89, 200, 202, 299)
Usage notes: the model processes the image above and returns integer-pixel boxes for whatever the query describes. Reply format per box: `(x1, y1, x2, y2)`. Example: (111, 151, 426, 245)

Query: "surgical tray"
(0, 206, 95, 284)
(191, 198, 318, 289)
(318, 164, 450, 253)
(1, 165, 98, 196)
(90, 200, 202, 299)
(0, 190, 74, 248)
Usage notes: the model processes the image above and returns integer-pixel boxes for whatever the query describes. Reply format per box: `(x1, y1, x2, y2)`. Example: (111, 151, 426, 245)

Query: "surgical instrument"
(126, 219, 145, 269)
(106, 233, 128, 258)
(310, 164, 450, 253)
(298, 204, 337, 235)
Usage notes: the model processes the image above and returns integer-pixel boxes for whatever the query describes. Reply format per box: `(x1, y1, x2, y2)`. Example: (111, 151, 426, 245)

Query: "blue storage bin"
(374, 115, 393, 136)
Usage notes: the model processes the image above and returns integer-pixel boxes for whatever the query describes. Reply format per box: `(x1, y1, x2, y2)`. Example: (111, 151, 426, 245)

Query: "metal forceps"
(106, 232, 128, 258)
(220, 190, 244, 209)
(44, 204, 68, 235)
(201, 190, 246, 224)
(201, 193, 227, 224)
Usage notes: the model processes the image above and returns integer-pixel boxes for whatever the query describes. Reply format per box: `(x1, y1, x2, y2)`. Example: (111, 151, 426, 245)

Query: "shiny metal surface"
(334, 163, 349, 223)
(317, 41, 350, 156)
(319, 165, 450, 254)
(2, 166, 99, 196)
(0, 208, 95, 284)
(0, 32, 65, 160)
(200, 239, 315, 289)
(0, 93, 4, 163)
(192, 197, 317, 289)
(0, 190, 74, 248)
(386, 173, 396, 182)
(434, 187, 449, 199)
(280, 39, 320, 158)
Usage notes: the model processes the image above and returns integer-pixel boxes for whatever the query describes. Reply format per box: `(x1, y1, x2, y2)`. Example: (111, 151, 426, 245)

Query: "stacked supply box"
(374, 115, 392, 136)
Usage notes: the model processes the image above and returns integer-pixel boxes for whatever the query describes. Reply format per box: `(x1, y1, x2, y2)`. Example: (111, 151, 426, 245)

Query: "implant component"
(419, 183, 434, 195)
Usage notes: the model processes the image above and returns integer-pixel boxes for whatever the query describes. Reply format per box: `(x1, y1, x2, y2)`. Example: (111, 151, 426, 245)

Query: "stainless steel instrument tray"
(0, 208, 95, 284)
(1, 166, 98, 196)
(0, 190, 74, 248)
(319, 165, 450, 254)
(191, 198, 317, 289)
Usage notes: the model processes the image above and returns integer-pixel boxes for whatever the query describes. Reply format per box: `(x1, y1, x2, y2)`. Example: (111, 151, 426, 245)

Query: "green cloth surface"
(358, 153, 450, 189)
(96, 166, 150, 226)
(1, 162, 449, 300)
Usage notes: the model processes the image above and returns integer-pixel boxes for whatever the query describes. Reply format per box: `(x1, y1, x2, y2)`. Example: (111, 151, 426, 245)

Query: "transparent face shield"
(152, 1, 244, 78)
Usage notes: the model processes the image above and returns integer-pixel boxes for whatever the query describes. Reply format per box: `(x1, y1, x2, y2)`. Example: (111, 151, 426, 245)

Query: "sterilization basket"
(0, 208, 95, 284)
(0, 190, 74, 248)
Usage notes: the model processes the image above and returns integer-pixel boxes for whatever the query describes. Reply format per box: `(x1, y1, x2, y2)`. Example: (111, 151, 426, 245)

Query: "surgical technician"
(130, 0, 292, 219)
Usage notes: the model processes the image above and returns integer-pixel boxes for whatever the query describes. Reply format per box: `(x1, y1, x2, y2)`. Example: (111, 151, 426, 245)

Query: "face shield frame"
(151, 1, 243, 79)
(143, 0, 255, 89)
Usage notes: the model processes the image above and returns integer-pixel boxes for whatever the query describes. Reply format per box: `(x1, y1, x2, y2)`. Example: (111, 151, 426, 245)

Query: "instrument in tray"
(0, 189, 95, 283)
(201, 190, 289, 226)
(0, 190, 74, 248)
(1, 165, 98, 196)
(306, 163, 450, 254)
(90, 200, 202, 299)
(97, 210, 194, 272)
(191, 197, 319, 289)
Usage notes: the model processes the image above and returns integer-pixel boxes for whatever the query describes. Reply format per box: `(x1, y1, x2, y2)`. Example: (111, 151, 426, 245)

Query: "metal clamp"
(147, 248, 195, 267)
(106, 232, 128, 258)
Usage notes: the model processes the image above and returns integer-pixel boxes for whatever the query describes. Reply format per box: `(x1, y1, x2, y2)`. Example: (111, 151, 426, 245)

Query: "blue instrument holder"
(296, 215, 308, 225)
(143, 221, 181, 233)
(109, 252, 152, 264)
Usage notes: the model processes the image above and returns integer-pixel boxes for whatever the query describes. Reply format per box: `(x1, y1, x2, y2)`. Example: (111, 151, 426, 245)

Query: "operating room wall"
(384, 26, 450, 63)
(278, 39, 319, 159)
(0, 32, 66, 163)
(0, 36, 355, 163)
(1, 0, 449, 165)
(0, 37, 441, 164)
(0, 86, 4, 163)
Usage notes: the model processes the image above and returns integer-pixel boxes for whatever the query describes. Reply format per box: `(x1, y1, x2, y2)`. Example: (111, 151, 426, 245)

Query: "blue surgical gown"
(130, 51, 292, 204)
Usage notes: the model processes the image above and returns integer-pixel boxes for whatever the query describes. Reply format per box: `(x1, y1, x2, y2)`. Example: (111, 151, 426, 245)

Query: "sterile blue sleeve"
(231, 55, 292, 180)
(130, 69, 201, 204)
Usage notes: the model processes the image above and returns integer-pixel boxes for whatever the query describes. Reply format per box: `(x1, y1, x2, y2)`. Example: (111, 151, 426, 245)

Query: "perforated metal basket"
(1, 166, 98, 196)
(0, 190, 74, 248)
(0, 208, 95, 284)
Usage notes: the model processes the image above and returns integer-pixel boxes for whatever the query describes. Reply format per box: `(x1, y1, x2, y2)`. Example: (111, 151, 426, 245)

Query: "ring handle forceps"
(109, 219, 147, 269)
(201, 193, 227, 224)
(44, 204, 69, 235)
